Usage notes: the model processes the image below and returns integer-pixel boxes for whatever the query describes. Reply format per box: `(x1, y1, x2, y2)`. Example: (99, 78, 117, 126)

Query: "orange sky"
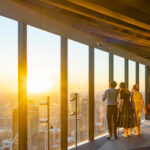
(0, 16, 146, 103)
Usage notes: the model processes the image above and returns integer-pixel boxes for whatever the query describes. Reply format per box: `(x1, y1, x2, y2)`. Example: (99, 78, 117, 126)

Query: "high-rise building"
(28, 100, 39, 150)
(12, 109, 18, 150)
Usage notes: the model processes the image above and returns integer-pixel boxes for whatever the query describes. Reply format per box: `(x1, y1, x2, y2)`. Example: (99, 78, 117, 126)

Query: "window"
(114, 55, 124, 87)
(68, 40, 88, 147)
(94, 49, 109, 137)
(0, 16, 18, 150)
(27, 26, 60, 150)
(129, 60, 136, 91)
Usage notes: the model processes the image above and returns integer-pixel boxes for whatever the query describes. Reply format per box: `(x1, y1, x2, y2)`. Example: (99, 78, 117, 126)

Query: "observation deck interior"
(1, 1, 150, 150)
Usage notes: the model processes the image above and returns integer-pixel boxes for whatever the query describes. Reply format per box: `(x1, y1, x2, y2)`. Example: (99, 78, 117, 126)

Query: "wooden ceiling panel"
(1, 0, 150, 64)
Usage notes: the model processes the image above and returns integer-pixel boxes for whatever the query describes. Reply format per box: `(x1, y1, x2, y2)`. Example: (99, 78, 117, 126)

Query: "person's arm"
(131, 92, 134, 106)
(120, 90, 125, 112)
(102, 90, 107, 102)
(140, 94, 147, 114)
(120, 90, 125, 104)
(117, 89, 120, 104)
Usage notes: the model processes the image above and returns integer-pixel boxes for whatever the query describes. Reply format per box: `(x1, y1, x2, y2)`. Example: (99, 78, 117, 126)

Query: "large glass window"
(27, 26, 60, 150)
(114, 55, 124, 87)
(129, 60, 136, 91)
(139, 64, 145, 120)
(0, 16, 18, 150)
(68, 40, 88, 147)
(94, 49, 109, 137)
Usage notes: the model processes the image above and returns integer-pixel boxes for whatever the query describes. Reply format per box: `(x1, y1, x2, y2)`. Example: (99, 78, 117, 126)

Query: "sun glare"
(27, 75, 54, 94)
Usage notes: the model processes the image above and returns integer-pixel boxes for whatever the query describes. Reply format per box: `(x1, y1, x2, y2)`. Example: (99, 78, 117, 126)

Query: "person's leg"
(134, 103, 142, 135)
(112, 106, 118, 139)
(107, 106, 112, 138)
(134, 106, 139, 135)
(124, 128, 128, 137)
(128, 128, 132, 135)
(137, 106, 142, 134)
(128, 105, 133, 135)
(136, 110, 140, 134)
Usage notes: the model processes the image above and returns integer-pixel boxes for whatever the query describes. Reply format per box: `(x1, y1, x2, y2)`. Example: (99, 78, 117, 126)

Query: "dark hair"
(120, 82, 126, 89)
(133, 84, 139, 91)
(110, 81, 117, 88)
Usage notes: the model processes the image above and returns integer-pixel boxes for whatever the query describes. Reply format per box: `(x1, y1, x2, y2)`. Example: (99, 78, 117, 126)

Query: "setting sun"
(27, 75, 55, 94)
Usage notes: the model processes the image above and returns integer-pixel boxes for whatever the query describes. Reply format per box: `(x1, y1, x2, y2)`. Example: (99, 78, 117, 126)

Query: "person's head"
(119, 82, 126, 89)
(110, 81, 117, 88)
(133, 84, 139, 91)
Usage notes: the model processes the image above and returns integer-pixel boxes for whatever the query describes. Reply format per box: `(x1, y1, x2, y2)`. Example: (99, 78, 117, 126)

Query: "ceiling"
(1, 0, 150, 65)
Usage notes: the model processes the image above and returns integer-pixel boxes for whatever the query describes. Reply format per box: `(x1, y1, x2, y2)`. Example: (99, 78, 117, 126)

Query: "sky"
(0, 15, 146, 104)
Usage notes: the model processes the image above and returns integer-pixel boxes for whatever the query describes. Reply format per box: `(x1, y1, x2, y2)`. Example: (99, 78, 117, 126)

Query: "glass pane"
(27, 26, 60, 150)
(139, 64, 145, 120)
(0, 16, 18, 149)
(94, 49, 109, 137)
(68, 40, 88, 147)
(114, 55, 124, 87)
(129, 60, 136, 91)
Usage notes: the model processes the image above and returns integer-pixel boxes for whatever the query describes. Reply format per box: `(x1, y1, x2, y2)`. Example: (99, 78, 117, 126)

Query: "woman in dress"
(132, 84, 146, 135)
(118, 82, 134, 137)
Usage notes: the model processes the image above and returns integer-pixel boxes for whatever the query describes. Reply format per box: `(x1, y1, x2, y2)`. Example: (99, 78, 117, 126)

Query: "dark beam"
(61, 37, 68, 149)
(42, 0, 150, 48)
(67, 0, 150, 31)
(125, 58, 129, 88)
(109, 54, 114, 83)
(41, 0, 150, 39)
(136, 62, 139, 85)
(45, 0, 150, 39)
(89, 46, 94, 141)
(18, 22, 27, 150)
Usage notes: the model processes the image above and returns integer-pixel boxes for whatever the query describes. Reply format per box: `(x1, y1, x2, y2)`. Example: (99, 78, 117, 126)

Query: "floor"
(75, 121, 150, 150)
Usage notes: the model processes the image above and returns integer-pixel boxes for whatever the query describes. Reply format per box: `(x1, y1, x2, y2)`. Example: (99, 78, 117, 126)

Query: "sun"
(27, 74, 55, 94)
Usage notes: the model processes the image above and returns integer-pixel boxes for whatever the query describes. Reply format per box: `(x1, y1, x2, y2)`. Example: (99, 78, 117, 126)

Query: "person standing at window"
(132, 84, 146, 135)
(102, 81, 119, 139)
(118, 82, 134, 137)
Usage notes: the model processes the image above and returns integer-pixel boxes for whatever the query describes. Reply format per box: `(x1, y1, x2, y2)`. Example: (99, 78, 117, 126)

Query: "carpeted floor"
(72, 121, 150, 150)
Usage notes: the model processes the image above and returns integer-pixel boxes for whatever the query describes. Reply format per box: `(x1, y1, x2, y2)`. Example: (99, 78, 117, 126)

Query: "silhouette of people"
(102, 81, 119, 139)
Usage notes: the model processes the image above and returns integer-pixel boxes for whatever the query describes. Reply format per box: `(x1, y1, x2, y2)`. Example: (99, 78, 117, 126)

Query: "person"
(132, 84, 146, 135)
(117, 82, 135, 137)
(102, 81, 119, 139)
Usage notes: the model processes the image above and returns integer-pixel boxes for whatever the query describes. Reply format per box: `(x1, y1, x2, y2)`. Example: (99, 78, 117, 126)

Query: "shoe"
(128, 128, 132, 136)
(134, 127, 139, 136)
(134, 132, 139, 136)
(114, 135, 118, 139)
(123, 130, 128, 138)
(123, 133, 128, 137)
(134, 130, 139, 136)
(107, 134, 112, 139)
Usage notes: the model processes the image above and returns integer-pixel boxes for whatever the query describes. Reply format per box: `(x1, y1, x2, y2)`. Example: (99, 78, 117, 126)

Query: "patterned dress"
(117, 90, 135, 128)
